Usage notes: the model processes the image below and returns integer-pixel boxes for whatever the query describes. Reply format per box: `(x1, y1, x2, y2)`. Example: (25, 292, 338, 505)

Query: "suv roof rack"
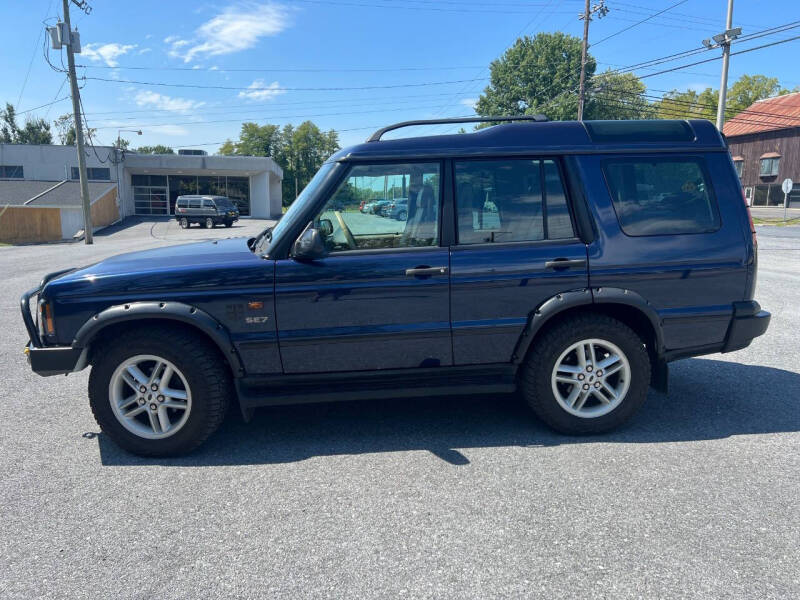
(366, 114, 549, 142)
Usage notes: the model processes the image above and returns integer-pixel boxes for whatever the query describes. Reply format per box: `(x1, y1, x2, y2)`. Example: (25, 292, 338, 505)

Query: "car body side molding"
(72, 301, 245, 376)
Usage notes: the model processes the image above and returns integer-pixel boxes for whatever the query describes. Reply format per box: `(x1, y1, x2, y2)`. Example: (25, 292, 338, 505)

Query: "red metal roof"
(723, 92, 800, 137)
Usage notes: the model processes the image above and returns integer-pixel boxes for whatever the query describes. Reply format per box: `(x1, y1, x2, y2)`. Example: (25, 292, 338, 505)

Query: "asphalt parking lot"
(1, 220, 798, 599)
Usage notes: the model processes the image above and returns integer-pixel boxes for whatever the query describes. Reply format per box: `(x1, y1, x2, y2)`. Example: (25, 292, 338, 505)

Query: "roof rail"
(366, 114, 549, 142)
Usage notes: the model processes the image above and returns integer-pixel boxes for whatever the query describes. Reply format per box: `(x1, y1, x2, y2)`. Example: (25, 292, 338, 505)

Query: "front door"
(449, 157, 589, 364)
(275, 161, 451, 374)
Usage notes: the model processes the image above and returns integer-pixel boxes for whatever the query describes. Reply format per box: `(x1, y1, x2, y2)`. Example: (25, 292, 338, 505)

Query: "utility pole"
(61, 0, 93, 243)
(577, 0, 609, 121)
(703, 0, 741, 131)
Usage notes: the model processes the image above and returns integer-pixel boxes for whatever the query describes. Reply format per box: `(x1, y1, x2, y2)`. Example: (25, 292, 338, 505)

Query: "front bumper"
(20, 269, 86, 377)
(25, 344, 86, 376)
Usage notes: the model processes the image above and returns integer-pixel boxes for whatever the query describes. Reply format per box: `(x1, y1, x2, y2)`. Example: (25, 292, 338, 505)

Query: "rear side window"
(188, 198, 202, 209)
(176, 198, 187, 207)
(455, 158, 575, 244)
(202, 199, 215, 208)
(603, 157, 720, 236)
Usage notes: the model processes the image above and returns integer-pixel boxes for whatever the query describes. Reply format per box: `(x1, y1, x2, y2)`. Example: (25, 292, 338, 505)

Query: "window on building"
(733, 160, 743, 178)
(0, 165, 24, 178)
(759, 157, 780, 177)
(71, 167, 110, 181)
(603, 157, 720, 236)
(455, 158, 574, 244)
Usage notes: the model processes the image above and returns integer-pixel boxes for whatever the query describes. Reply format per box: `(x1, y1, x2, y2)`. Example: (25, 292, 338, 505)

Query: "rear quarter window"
(602, 157, 721, 236)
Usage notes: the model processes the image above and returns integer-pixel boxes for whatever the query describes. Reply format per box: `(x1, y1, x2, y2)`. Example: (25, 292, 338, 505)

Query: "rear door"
(450, 157, 589, 365)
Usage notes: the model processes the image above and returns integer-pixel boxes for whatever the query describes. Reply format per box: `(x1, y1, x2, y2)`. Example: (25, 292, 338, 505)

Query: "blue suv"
(21, 117, 770, 456)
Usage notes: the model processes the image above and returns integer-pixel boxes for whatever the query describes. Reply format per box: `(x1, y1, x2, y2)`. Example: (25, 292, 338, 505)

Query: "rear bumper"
(721, 301, 771, 353)
(663, 300, 770, 362)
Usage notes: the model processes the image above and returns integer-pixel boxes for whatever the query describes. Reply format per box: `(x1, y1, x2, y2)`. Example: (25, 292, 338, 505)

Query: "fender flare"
(592, 287, 664, 354)
(511, 287, 664, 365)
(72, 301, 244, 376)
(511, 289, 593, 364)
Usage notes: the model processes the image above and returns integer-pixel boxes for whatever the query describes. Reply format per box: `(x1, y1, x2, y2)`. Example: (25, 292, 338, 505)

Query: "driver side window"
(314, 162, 440, 252)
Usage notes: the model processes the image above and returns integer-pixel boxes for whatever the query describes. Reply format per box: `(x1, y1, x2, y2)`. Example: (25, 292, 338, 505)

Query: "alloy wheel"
(550, 338, 631, 418)
(109, 354, 192, 439)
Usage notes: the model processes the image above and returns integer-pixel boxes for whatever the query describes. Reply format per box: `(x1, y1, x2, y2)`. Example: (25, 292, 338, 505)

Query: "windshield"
(254, 161, 338, 255)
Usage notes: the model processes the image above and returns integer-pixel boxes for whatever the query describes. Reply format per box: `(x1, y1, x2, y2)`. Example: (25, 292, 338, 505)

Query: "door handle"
(405, 266, 448, 277)
(544, 258, 587, 270)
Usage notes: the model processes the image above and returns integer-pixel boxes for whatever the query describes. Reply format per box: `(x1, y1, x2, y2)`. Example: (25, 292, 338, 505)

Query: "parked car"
(385, 198, 408, 220)
(175, 195, 239, 228)
(363, 199, 391, 214)
(21, 117, 769, 456)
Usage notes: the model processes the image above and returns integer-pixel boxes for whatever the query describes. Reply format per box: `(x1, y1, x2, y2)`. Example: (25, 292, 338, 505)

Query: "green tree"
(1, 103, 52, 144)
(475, 32, 591, 122)
(53, 113, 96, 145)
(220, 120, 339, 205)
(654, 88, 718, 120)
(654, 74, 794, 121)
(134, 145, 175, 154)
(586, 70, 655, 120)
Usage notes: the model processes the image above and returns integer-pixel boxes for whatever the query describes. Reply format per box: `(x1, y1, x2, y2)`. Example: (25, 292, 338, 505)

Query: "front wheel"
(204, 217, 214, 229)
(520, 314, 650, 435)
(88, 327, 231, 456)
(224, 220, 233, 228)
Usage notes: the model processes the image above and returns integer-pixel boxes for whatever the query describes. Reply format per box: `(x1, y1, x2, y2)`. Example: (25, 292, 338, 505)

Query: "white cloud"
(167, 2, 291, 63)
(146, 125, 190, 136)
(237, 79, 285, 101)
(460, 98, 478, 110)
(134, 90, 206, 113)
(138, 48, 152, 55)
(209, 66, 219, 71)
(82, 42, 137, 67)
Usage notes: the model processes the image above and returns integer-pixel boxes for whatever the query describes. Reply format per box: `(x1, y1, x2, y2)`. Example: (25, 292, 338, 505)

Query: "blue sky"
(3, 0, 799, 152)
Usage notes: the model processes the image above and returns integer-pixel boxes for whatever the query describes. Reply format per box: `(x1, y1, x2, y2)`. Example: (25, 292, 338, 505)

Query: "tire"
(204, 217, 214, 229)
(520, 314, 650, 435)
(179, 218, 188, 229)
(397, 210, 407, 221)
(224, 220, 233, 228)
(88, 326, 232, 456)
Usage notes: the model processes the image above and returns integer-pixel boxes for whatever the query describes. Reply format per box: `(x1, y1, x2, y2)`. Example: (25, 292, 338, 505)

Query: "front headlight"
(38, 300, 56, 339)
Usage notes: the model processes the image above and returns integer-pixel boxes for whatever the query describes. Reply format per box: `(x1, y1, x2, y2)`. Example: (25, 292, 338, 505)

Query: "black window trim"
(600, 153, 723, 238)
(0, 165, 25, 178)
(450, 154, 581, 248)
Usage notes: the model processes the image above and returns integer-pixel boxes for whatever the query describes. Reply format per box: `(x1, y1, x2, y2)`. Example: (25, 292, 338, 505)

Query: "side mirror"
(318, 218, 334, 237)
(292, 226, 326, 261)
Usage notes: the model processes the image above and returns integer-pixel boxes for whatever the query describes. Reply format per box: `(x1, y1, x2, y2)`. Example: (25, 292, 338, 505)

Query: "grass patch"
(753, 217, 800, 226)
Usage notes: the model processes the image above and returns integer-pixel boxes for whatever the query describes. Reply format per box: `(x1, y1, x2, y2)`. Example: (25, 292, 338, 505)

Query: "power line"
(75, 63, 487, 73)
(81, 76, 489, 92)
(592, 0, 689, 46)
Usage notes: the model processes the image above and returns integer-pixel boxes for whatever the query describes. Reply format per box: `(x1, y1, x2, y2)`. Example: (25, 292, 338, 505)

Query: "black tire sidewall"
(89, 333, 227, 455)
(523, 316, 651, 434)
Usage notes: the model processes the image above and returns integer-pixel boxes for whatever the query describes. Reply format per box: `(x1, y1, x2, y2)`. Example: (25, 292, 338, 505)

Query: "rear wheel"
(88, 327, 231, 456)
(520, 314, 650, 434)
(204, 217, 214, 229)
(179, 217, 189, 229)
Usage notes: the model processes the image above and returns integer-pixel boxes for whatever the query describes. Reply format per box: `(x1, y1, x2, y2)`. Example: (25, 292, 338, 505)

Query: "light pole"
(702, 0, 741, 131)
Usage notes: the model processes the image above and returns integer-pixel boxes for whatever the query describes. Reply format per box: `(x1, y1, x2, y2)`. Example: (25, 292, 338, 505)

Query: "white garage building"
(0, 143, 283, 219)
